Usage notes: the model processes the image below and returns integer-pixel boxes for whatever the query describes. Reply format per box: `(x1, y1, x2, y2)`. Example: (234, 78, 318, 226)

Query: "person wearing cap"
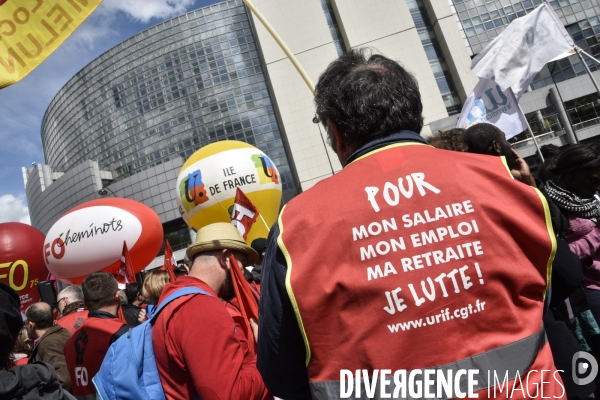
(152, 222, 270, 400)
(248, 238, 267, 285)
(0, 282, 75, 399)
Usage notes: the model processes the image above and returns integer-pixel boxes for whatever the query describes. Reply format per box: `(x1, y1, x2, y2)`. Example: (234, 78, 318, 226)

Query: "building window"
(453, 0, 542, 54)
(159, 218, 192, 255)
(320, 0, 346, 56)
(565, 92, 600, 131)
(531, 18, 600, 89)
(509, 93, 600, 148)
(406, 0, 462, 115)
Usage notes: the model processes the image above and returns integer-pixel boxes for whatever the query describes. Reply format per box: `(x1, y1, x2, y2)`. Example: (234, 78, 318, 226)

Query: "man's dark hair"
(552, 144, 600, 177)
(540, 144, 561, 159)
(314, 48, 423, 150)
(125, 282, 142, 304)
(25, 303, 54, 330)
(82, 272, 118, 310)
(463, 123, 504, 154)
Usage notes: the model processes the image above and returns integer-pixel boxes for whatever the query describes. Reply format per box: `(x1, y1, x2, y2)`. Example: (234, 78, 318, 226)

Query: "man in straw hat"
(152, 222, 270, 400)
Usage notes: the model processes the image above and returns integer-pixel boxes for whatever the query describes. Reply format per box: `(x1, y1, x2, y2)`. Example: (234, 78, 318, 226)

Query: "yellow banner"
(0, 0, 102, 89)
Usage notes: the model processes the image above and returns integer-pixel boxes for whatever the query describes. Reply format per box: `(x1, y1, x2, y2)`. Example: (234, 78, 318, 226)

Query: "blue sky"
(0, 0, 220, 224)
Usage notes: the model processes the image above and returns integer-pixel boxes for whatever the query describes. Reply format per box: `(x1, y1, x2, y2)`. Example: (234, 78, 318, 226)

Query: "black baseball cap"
(251, 238, 268, 258)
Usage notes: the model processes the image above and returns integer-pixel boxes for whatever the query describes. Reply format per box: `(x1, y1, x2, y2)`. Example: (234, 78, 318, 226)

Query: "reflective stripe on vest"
(309, 328, 547, 399)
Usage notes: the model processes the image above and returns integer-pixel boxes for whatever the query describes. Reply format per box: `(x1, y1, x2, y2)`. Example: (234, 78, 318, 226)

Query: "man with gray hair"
(57, 286, 88, 333)
(56, 286, 84, 316)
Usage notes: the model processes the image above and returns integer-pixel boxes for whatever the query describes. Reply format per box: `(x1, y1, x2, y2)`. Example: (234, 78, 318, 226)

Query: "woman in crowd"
(546, 144, 600, 320)
(142, 269, 171, 317)
(11, 327, 32, 366)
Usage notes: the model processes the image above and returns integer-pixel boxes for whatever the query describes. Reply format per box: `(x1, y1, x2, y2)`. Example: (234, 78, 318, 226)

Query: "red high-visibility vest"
(278, 143, 561, 399)
(57, 309, 89, 333)
(64, 316, 125, 399)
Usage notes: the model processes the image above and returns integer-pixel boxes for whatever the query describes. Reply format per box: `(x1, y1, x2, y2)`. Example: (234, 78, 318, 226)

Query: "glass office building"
(41, 0, 297, 199)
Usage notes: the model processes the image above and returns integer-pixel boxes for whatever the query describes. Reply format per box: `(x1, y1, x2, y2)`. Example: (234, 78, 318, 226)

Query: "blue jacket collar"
(344, 130, 427, 166)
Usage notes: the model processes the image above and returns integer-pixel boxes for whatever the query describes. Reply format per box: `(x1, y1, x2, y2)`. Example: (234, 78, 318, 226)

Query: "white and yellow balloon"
(176, 141, 282, 243)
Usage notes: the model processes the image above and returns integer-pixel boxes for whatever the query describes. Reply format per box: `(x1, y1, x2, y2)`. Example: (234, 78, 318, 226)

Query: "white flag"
(471, 3, 574, 98)
(456, 78, 529, 140)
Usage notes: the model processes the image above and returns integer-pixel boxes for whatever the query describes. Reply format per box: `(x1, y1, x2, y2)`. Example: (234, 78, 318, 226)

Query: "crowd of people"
(1, 48, 600, 399)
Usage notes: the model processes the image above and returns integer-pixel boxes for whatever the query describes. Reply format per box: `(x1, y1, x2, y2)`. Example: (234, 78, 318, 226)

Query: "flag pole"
(518, 104, 545, 162)
(258, 213, 270, 232)
(241, 0, 339, 177)
(579, 48, 600, 64)
(213, 194, 232, 216)
(241, 0, 314, 95)
(576, 47, 600, 98)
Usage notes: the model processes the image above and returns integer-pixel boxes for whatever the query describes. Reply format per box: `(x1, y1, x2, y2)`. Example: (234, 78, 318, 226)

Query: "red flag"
(230, 188, 259, 240)
(118, 305, 127, 325)
(117, 242, 136, 285)
(230, 254, 259, 352)
(161, 240, 177, 282)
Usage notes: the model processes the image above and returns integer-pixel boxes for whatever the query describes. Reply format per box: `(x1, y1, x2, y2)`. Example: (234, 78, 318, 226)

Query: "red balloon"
(44, 198, 164, 285)
(0, 223, 48, 312)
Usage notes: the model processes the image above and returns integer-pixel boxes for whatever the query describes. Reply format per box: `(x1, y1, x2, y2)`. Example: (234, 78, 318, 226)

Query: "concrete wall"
(26, 157, 184, 235)
(249, 0, 469, 187)
(425, 0, 478, 102)
(249, 0, 343, 191)
(25, 158, 187, 268)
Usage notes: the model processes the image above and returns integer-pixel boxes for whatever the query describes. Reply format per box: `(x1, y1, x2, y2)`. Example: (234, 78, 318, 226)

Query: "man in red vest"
(257, 49, 563, 399)
(64, 272, 128, 400)
(57, 285, 88, 333)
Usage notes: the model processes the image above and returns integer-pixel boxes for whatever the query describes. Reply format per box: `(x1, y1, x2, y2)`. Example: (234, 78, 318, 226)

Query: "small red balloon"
(0, 223, 48, 312)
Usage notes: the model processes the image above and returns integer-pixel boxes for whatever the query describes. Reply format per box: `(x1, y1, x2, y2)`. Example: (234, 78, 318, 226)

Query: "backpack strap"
(150, 287, 211, 323)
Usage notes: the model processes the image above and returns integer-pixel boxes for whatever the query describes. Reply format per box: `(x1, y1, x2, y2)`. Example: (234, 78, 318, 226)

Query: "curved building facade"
(41, 0, 297, 197)
(25, 0, 299, 266)
(26, 0, 483, 266)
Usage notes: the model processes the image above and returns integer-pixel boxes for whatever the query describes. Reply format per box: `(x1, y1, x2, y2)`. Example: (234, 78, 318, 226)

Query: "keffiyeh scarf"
(545, 180, 600, 220)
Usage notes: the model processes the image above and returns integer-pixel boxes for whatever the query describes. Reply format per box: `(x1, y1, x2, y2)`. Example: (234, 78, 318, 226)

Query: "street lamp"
(98, 187, 118, 197)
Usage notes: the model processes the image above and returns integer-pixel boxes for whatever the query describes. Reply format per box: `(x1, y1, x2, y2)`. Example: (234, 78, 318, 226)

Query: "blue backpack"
(93, 287, 210, 400)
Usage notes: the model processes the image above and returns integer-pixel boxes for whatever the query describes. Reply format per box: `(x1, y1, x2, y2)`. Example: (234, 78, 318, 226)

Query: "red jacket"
(153, 276, 270, 400)
(57, 309, 89, 333)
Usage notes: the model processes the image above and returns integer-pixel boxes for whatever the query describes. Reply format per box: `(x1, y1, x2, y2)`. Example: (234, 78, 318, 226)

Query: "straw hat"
(186, 222, 259, 265)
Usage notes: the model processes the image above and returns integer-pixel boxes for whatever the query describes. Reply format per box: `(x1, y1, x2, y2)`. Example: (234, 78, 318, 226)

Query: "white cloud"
(0, 194, 30, 225)
(63, 16, 119, 51)
(102, 0, 197, 23)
